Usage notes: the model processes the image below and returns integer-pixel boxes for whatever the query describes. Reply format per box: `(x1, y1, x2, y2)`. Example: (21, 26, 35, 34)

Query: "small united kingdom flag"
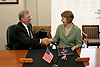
(61, 47, 67, 60)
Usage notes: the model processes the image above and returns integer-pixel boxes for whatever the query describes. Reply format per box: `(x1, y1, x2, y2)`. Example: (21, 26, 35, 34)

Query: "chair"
(5, 24, 16, 50)
(33, 26, 52, 48)
(82, 25, 100, 48)
(33, 26, 52, 38)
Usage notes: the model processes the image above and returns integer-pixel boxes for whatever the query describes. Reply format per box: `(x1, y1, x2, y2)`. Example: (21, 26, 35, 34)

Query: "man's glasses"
(25, 16, 32, 19)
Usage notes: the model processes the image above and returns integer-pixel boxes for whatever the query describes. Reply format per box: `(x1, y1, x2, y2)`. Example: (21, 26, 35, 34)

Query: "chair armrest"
(49, 32, 52, 38)
(33, 31, 35, 34)
(4, 45, 10, 50)
(82, 31, 88, 42)
(81, 35, 83, 42)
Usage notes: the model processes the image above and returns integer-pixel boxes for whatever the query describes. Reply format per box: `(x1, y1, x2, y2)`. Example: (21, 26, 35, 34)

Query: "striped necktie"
(27, 25, 33, 38)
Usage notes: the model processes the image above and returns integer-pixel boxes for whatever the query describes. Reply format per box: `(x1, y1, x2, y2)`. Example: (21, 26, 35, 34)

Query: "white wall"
(0, 0, 25, 50)
(38, 0, 51, 26)
(26, 0, 51, 26)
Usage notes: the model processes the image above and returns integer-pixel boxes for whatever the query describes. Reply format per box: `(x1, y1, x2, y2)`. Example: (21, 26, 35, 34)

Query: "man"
(13, 10, 49, 50)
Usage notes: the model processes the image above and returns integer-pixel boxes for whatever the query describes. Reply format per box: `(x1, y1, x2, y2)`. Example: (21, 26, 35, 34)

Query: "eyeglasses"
(24, 16, 32, 19)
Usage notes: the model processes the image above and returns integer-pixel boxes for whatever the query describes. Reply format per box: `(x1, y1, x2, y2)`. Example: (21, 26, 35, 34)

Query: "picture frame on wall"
(0, 0, 19, 4)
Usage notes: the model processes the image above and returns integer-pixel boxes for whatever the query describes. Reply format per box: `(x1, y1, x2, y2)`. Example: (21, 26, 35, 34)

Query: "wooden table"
(76, 48, 100, 67)
(0, 48, 100, 67)
(0, 50, 28, 67)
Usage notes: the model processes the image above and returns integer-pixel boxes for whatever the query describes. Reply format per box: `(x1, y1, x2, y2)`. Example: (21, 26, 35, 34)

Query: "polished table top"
(0, 50, 28, 67)
(0, 48, 100, 67)
(76, 48, 100, 67)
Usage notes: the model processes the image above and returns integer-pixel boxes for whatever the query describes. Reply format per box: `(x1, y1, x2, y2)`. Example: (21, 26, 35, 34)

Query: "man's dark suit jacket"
(13, 22, 41, 50)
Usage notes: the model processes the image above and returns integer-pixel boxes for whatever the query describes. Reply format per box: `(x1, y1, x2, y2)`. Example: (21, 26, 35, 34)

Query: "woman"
(49, 10, 82, 51)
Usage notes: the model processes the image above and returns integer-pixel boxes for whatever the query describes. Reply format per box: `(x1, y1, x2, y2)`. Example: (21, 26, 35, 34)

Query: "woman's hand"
(71, 45, 79, 51)
(48, 39, 53, 42)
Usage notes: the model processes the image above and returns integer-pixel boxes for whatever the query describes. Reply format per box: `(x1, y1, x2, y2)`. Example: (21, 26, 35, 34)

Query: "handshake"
(41, 38, 53, 45)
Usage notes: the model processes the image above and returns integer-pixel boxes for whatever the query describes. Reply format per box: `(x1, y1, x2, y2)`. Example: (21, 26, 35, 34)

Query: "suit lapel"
(66, 23, 75, 37)
(62, 25, 66, 37)
(18, 22, 29, 36)
(61, 25, 74, 37)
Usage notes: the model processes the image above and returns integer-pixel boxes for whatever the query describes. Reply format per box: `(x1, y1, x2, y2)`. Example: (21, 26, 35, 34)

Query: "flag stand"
(52, 64, 58, 67)
(50, 43, 59, 67)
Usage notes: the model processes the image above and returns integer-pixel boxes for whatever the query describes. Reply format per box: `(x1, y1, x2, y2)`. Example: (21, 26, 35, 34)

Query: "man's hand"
(41, 38, 50, 45)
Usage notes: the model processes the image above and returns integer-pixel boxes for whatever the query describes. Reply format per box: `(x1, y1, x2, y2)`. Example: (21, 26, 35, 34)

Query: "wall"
(26, 0, 51, 26)
(38, 0, 51, 26)
(0, 0, 25, 50)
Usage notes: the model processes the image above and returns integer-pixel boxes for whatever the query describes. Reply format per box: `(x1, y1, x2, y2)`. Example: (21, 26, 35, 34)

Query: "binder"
(58, 47, 74, 56)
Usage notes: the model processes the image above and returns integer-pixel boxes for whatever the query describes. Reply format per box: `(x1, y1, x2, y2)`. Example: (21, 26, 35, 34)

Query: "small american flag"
(42, 48, 54, 63)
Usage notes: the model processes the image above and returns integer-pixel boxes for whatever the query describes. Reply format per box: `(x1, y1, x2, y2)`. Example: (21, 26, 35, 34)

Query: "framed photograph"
(0, 0, 19, 4)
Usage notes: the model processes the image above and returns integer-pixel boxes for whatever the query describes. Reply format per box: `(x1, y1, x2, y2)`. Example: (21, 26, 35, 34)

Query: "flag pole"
(46, 45, 49, 49)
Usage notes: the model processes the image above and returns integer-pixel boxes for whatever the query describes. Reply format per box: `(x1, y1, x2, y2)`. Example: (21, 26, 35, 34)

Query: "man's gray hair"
(18, 10, 29, 21)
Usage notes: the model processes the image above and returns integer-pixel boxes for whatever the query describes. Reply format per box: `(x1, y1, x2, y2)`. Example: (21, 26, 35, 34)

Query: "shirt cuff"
(40, 39, 41, 43)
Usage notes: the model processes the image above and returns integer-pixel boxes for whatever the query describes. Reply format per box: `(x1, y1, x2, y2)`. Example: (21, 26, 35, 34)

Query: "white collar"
(22, 22, 27, 28)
